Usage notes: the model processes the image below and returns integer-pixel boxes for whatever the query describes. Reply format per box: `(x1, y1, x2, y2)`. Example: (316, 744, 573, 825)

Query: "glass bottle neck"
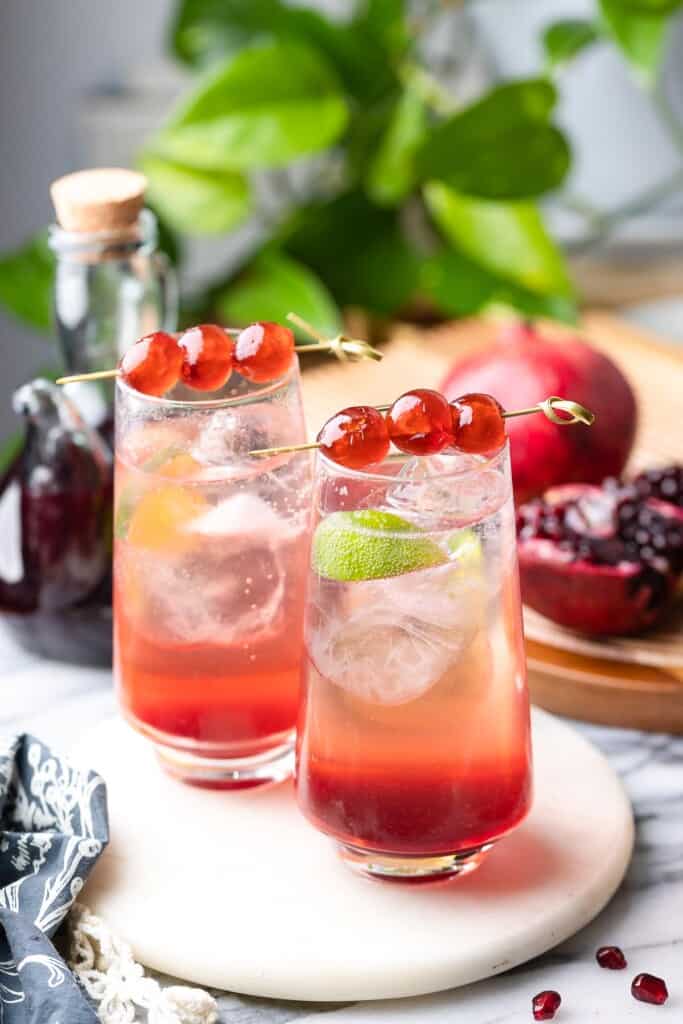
(47, 209, 177, 392)
(48, 208, 158, 264)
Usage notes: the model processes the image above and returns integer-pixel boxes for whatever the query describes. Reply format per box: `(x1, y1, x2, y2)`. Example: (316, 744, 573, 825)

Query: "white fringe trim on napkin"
(67, 903, 218, 1024)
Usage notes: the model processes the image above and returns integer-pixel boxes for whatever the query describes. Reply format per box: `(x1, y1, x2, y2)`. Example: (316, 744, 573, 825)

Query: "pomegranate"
(632, 464, 683, 507)
(441, 321, 637, 504)
(517, 480, 683, 635)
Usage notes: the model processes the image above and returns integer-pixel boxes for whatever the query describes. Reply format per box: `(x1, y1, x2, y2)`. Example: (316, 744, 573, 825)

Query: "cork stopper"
(50, 168, 147, 233)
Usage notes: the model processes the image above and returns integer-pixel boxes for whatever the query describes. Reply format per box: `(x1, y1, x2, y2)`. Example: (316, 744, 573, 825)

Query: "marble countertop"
(1, 621, 681, 1023)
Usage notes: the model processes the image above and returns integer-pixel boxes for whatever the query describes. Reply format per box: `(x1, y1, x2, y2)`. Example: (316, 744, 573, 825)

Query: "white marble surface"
(1, 620, 681, 1022)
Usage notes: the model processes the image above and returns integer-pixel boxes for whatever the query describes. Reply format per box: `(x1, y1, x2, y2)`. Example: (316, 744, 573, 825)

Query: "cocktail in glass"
(114, 358, 311, 787)
(296, 442, 532, 880)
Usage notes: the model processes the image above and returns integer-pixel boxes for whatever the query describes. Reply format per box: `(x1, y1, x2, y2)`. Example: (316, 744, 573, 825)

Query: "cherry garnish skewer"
(54, 313, 382, 387)
(249, 396, 595, 460)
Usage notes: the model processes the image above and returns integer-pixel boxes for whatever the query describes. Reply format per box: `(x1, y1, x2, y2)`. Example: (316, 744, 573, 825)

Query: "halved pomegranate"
(632, 464, 683, 507)
(517, 479, 683, 636)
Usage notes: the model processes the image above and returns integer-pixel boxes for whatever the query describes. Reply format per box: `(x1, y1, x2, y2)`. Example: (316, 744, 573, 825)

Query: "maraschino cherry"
(56, 313, 382, 398)
(317, 406, 390, 470)
(178, 324, 234, 392)
(450, 392, 506, 456)
(120, 331, 183, 397)
(234, 321, 295, 383)
(253, 394, 594, 470)
(386, 389, 454, 455)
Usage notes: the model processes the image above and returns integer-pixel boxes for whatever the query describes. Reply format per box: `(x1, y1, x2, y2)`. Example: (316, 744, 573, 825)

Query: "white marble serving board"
(73, 708, 633, 1003)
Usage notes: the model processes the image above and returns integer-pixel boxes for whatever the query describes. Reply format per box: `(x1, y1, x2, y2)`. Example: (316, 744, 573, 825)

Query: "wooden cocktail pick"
(248, 397, 595, 457)
(55, 313, 382, 387)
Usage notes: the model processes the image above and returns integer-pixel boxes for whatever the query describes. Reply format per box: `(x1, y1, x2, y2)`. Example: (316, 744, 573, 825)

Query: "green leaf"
(425, 182, 573, 298)
(366, 87, 427, 205)
(615, 0, 682, 12)
(352, 0, 409, 61)
(157, 41, 349, 171)
(543, 19, 600, 69)
(140, 153, 250, 235)
(416, 79, 571, 199)
(215, 250, 342, 337)
(149, 206, 183, 267)
(422, 247, 498, 318)
(598, 0, 671, 84)
(0, 432, 22, 477)
(170, 0, 283, 65)
(0, 233, 54, 332)
(169, 0, 398, 102)
(423, 246, 577, 323)
(283, 191, 421, 316)
(346, 95, 398, 181)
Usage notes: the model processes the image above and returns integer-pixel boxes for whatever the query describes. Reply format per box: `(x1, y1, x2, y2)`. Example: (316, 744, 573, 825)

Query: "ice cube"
(387, 454, 508, 527)
(192, 404, 299, 471)
(386, 559, 483, 630)
(192, 409, 262, 468)
(123, 494, 292, 645)
(311, 600, 460, 705)
(131, 543, 286, 646)
(188, 493, 285, 538)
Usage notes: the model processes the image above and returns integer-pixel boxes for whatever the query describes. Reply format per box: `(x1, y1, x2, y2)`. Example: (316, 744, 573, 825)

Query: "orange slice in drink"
(157, 452, 202, 479)
(127, 484, 205, 553)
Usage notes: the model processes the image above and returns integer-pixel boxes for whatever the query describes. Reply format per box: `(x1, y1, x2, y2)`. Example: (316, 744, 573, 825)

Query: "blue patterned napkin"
(0, 733, 109, 1023)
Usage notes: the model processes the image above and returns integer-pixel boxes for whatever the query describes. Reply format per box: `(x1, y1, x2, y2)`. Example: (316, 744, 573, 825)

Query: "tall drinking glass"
(296, 443, 532, 880)
(114, 358, 311, 787)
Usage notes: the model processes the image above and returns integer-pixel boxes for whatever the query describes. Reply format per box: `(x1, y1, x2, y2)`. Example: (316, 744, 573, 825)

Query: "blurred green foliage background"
(2, 0, 683, 341)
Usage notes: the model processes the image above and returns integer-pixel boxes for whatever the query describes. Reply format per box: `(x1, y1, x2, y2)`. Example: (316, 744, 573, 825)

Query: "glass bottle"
(0, 168, 177, 664)
(48, 168, 178, 441)
(0, 380, 113, 665)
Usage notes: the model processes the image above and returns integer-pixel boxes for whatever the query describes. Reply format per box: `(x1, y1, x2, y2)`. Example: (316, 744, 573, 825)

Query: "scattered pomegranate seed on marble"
(532, 989, 561, 1020)
(596, 945, 627, 969)
(631, 973, 668, 1005)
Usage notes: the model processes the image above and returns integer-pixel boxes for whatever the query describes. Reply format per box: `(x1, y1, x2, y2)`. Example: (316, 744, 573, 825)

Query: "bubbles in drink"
(192, 408, 269, 469)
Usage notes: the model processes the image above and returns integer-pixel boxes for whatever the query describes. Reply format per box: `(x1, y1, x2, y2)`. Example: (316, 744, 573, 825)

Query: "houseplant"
(1, 0, 683, 343)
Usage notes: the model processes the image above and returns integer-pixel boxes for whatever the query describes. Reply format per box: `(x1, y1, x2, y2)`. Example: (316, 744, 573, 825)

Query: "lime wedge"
(447, 527, 483, 570)
(312, 509, 447, 582)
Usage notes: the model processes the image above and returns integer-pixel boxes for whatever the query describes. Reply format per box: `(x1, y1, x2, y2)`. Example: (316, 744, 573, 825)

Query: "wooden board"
(301, 312, 683, 732)
(526, 640, 683, 733)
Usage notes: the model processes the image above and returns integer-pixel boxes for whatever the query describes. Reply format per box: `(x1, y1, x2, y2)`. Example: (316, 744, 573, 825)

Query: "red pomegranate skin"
(518, 542, 667, 635)
(441, 322, 638, 504)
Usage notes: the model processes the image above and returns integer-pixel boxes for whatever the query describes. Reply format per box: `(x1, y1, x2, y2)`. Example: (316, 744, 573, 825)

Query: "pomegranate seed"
(120, 331, 183, 397)
(317, 406, 390, 470)
(532, 990, 561, 1021)
(631, 973, 668, 1005)
(450, 392, 506, 456)
(178, 324, 234, 392)
(386, 389, 454, 455)
(596, 945, 627, 970)
(234, 321, 295, 383)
